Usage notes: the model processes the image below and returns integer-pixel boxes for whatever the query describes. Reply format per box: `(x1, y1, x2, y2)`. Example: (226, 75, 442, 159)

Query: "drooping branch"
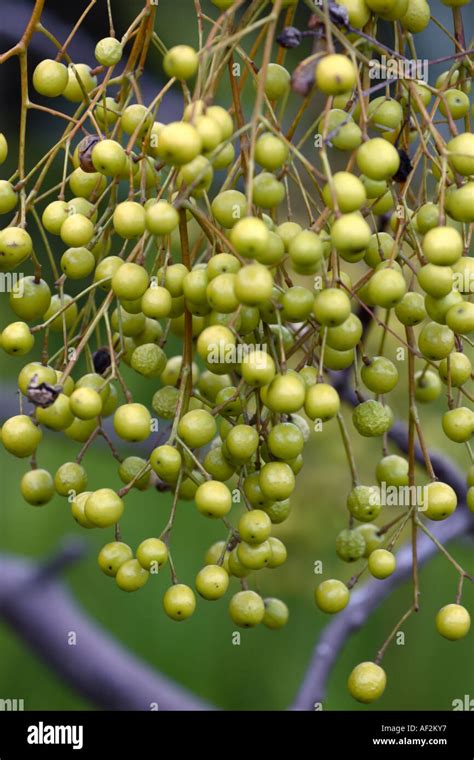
(0, 540, 214, 711)
(291, 367, 473, 710)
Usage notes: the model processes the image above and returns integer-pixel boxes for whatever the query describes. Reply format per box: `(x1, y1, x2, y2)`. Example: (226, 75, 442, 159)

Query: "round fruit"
(116, 559, 149, 592)
(195, 564, 229, 600)
(435, 604, 471, 640)
(2, 415, 42, 457)
(356, 138, 400, 180)
(113, 403, 151, 442)
(20, 468, 54, 506)
(195, 480, 232, 518)
(229, 590, 265, 627)
(84, 489, 124, 528)
(368, 549, 396, 579)
(423, 481, 457, 520)
(33, 59, 69, 97)
(163, 584, 196, 620)
(98, 542, 133, 577)
(315, 579, 350, 613)
(348, 662, 387, 703)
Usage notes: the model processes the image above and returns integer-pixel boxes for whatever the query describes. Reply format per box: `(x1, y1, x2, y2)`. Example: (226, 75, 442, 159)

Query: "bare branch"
(0, 540, 214, 711)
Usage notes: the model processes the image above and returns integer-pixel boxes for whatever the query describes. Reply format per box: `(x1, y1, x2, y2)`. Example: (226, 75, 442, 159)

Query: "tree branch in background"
(0, 540, 213, 711)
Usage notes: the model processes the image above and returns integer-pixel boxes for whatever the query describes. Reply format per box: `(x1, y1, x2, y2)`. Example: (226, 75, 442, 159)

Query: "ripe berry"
(70, 387, 103, 420)
(195, 564, 229, 600)
(157, 121, 202, 165)
(92, 140, 127, 176)
(229, 590, 265, 627)
(352, 400, 393, 437)
(195, 480, 232, 518)
(116, 559, 149, 592)
(237, 539, 272, 570)
(0, 227, 33, 268)
(313, 288, 351, 327)
(435, 604, 471, 640)
(54, 462, 88, 496)
(442, 407, 474, 443)
(368, 549, 396, 579)
(63, 63, 97, 102)
(423, 481, 457, 521)
(33, 59, 69, 97)
(178, 409, 216, 448)
(119, 456, 150, 491)
(2, 415, 42, 457)
(238, 509, 271, 545)
(447, 133, 474, 176)
(331, 213, 371, 254)
(259, 461, 295, 501)
(348, 662, 386, 703)
(336, 528, 366, 562)
(439, 352, 471, 387)
(2, 321, 34, 355)
(95, 37, 123, 67)
(267, 422, 304, 460)
(357, 138, 400, 180)
(164, 45, 198, 80)
(322, 171, 367, 213)
(315, 54, 356, 95)
(98, 542, 133, 577)
(418, 322, 455, 360)
(230, 217, 269, 258)
(260, 63, 290, 100)
(304, 383, 340, 421)
(347, 485, 381, 522)
(376, 455, 409, 487)
(315, 579, 350, 613)
(20, 468, 54, 506)
(163, 584, 196, 621)
(113, 403, 151, 442)
(85, 489, 124, 528)
(240, 349, 275, 387)
(150, 445, 182, 482)
(264, 373, 306, 414)
(136, 538, 169, 571)
(361, 356, 399, 394)
(263, 598, 289, 629)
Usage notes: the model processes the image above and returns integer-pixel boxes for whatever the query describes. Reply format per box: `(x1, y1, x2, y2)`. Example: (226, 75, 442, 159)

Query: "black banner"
(0, 710, 472, 757)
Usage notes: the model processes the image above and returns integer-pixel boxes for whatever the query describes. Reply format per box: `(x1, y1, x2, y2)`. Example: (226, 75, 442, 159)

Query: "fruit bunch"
(0, 0, 472, 705)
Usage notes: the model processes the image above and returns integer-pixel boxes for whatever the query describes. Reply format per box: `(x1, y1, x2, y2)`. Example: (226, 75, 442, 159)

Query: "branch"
(0, 540, 214, 711)
(291, 367, 473, 710)
(291, 506, 473, 710)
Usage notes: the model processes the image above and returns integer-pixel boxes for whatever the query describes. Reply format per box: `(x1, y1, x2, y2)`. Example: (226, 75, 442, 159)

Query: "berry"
(229, 590, 265, 627)
(304, 383, 340, 421)
(150, 445, 182, 482)
(164, 45, 198, 80)
(63, 64, 97, 102)
(315, 579, 350, 613)
(423, 226, 463, 267)
(113, 403, 151, 442)
(348, 662, 386, 703)
(316, 54, 356, 95)
(2, 415, 42, 458)
(136, 538, 169, 571)
(336, 528, 366, 562)
(356, 138, 400, 180)
(352, 400, 393, 437)
(262, 598, 289, 629)
(259, 462, 295, 501)
(265, 373, 306, 414)
(347, 485, 381, 522)
(418, 322, 455, 360)
(226, 424, 259, 463)
(95, 37, 123, 67)
(368, 549, 396, 579)
(260, 63, 290, 100)
(195, 564, 229, 600)
(442, 407, 473, 443)
(54, 462, 88, 496)
(178, 409, 217, 448)
(92, 140, 127, 176)
(157, 122, 202, 165)
(447, 133, 474, 176)
(98, 542, 133, 577)
(313, 288, 351, 327)
(439, 352, 471, 387)
(238, 509, 271, 545)
(163, 584, 196, 621)
(20, 469, 54, 506)
(119, 456, 150, 491)
(69, 387, 103, 420)
(435, 604, 471, 640)
(33, 59, 69, 97)
(1, 321, 34, 355)
(322, 171, 367, 213)
(84, 489, 124, 528)
(423, 481, 457, 521)
(195, 480, 232, 518)
(361, 357, 399, 394)
(267, 422, 304, 460)
(116, 559, 149, 592)
(230, 217, 269, 258)
(376, 455, 408, 487)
